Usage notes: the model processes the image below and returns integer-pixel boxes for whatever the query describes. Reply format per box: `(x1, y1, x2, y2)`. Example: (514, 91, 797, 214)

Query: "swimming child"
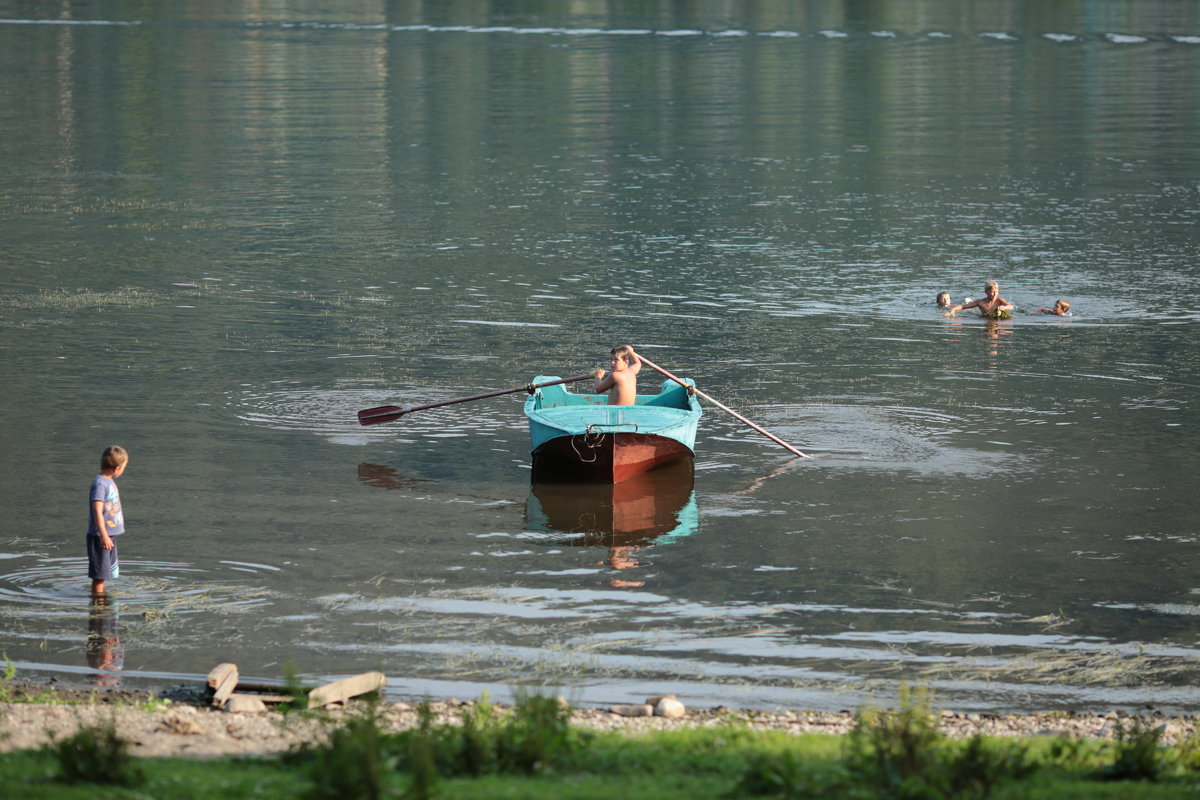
(1035, 299, 1071, 316)
(936, 291, 951, 308)
(87, 445, 128, 595)
(944, 280, 1015, 319)
(594, 345, 641, 406)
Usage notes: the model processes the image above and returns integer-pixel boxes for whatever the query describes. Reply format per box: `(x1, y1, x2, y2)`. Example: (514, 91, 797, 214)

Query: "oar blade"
(358, 405, 407, 426)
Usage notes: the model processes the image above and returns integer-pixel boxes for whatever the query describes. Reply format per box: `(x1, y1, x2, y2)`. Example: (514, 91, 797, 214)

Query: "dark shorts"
(86, 536, 119, 580)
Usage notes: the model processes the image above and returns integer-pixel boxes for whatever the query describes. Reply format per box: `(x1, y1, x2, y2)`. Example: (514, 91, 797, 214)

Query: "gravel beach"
(2, 682, 1196, 758)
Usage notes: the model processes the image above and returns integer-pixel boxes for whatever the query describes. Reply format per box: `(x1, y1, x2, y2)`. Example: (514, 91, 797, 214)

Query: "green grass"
(3, 730, 1199, 800)
(2, 690, 1198, 800)
(0, 751, 306, 799)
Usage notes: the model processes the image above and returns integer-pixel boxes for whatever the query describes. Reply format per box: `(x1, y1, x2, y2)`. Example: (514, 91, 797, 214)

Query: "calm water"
(2, 1, 1198, 713)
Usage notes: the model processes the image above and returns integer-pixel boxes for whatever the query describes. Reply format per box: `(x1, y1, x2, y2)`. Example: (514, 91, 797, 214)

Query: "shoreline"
(2, 681, 1197, 759)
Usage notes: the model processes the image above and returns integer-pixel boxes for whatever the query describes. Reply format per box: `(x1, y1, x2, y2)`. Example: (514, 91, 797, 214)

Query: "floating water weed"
(919, 646, 1193, 688)
(0, 287, 158, 312)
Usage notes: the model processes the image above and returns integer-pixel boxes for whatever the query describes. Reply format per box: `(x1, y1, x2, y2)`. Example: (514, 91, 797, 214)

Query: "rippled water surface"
(1, 1, 1198, 712)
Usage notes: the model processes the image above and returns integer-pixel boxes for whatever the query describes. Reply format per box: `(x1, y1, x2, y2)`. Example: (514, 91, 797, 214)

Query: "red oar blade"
(358, 405, 407, 426)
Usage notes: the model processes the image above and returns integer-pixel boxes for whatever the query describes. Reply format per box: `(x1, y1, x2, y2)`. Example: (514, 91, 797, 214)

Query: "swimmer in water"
(936, 291, 951, 308)
(944, 280, 1015, 319)
(1034, 299, 1071, 316)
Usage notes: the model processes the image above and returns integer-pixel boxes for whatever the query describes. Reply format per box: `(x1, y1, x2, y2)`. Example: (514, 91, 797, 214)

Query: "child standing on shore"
(87, 446, 128, 595)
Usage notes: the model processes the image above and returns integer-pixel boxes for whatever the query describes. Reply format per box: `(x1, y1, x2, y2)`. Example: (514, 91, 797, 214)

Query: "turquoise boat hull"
(524, 375, 702, 483)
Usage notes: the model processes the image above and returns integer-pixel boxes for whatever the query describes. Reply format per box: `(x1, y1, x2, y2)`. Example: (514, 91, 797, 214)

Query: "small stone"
(225, 695, 268, 714)
(654, 697, 686, 719)
(610, 704, 654, 717)
(157, 708, 204, 734)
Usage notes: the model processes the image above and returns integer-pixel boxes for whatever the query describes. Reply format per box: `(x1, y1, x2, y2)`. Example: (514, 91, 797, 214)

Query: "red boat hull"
(532, 432, 694, 483)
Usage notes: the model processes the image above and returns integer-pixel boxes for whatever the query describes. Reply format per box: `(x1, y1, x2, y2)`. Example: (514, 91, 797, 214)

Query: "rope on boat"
(569, 422, 639, 464)
(570, 426, 606, 463)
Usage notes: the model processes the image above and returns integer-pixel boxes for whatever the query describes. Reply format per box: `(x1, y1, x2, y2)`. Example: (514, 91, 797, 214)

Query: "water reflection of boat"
(526, 459, 698, 548)
(524, 376, 702, 483)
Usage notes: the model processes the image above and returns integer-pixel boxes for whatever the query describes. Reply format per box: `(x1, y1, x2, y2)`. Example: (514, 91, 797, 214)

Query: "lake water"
(2, 1, 1198, 713)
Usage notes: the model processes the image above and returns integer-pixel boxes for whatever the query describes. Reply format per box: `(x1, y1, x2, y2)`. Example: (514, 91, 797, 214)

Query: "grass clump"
(1098, 716, 1166, 782)
(0, 655, 71, 705)
(289, 689, 581, 799)
(301, 701, 396, 800)
(395, 690, 580, 780)
(840, 685, 1033, 799)
(729, 748, 855, 798)
(50, 719, 142, 787)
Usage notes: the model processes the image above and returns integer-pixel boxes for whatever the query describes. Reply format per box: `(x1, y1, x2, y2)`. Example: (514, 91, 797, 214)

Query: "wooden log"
(207, 663, 239, 708)
(207, 662, 237, 690)
(307, 671, 387, 709)
(228, 680, 294, 695)
(247, 693, 293, 704)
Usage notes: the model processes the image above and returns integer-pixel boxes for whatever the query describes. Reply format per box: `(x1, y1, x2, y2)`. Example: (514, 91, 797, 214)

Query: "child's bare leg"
(91, 579, 105, 595)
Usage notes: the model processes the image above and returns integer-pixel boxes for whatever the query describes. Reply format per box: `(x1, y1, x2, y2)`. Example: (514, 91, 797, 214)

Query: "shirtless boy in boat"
(594, 345, 641, 406)
(944, 280, 1015, 319)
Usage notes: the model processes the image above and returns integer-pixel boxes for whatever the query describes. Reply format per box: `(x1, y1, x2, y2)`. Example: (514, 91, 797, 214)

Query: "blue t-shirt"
(87, 475, 125, 538)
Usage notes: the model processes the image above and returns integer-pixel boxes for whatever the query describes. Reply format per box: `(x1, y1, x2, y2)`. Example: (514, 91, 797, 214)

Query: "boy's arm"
(593, 370, 615, 394)
(945, 299, 981, 317)
(627, 349, 642, 376)
(93, 500, 114, 550)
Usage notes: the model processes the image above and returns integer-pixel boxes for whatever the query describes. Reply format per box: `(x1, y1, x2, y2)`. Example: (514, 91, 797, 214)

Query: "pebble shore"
(1, 683, 1195, 759)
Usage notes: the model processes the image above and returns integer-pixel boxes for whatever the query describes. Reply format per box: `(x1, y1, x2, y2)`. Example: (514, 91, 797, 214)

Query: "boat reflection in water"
(526, 460, 698, 588)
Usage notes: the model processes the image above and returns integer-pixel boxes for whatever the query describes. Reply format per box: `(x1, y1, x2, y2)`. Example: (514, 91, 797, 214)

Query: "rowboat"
(524, 375, 702, 483)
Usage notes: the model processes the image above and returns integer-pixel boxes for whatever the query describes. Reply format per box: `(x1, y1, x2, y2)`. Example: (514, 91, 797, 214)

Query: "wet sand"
(2, 682, 1196, 758)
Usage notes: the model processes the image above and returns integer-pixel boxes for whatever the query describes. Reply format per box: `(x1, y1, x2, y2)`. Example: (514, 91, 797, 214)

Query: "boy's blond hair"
(984, 280, 999, 292)
(1056, 299, 1071, 312)
(610, 345, 635, 365)
(101, 446, 128, 471)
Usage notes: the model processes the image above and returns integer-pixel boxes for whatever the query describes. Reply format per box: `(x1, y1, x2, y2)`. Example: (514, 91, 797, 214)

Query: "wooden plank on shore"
(247, 692, 293, 704)
(208, 663, 239, 708)
(307, 671, 386, 709)
(230, 680, 291, 694)
(207, 663, 238, 690)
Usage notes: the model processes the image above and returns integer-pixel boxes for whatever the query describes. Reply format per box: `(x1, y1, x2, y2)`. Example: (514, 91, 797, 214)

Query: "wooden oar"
(357, 374, 594, 426)
(637, 355, 811, 459)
